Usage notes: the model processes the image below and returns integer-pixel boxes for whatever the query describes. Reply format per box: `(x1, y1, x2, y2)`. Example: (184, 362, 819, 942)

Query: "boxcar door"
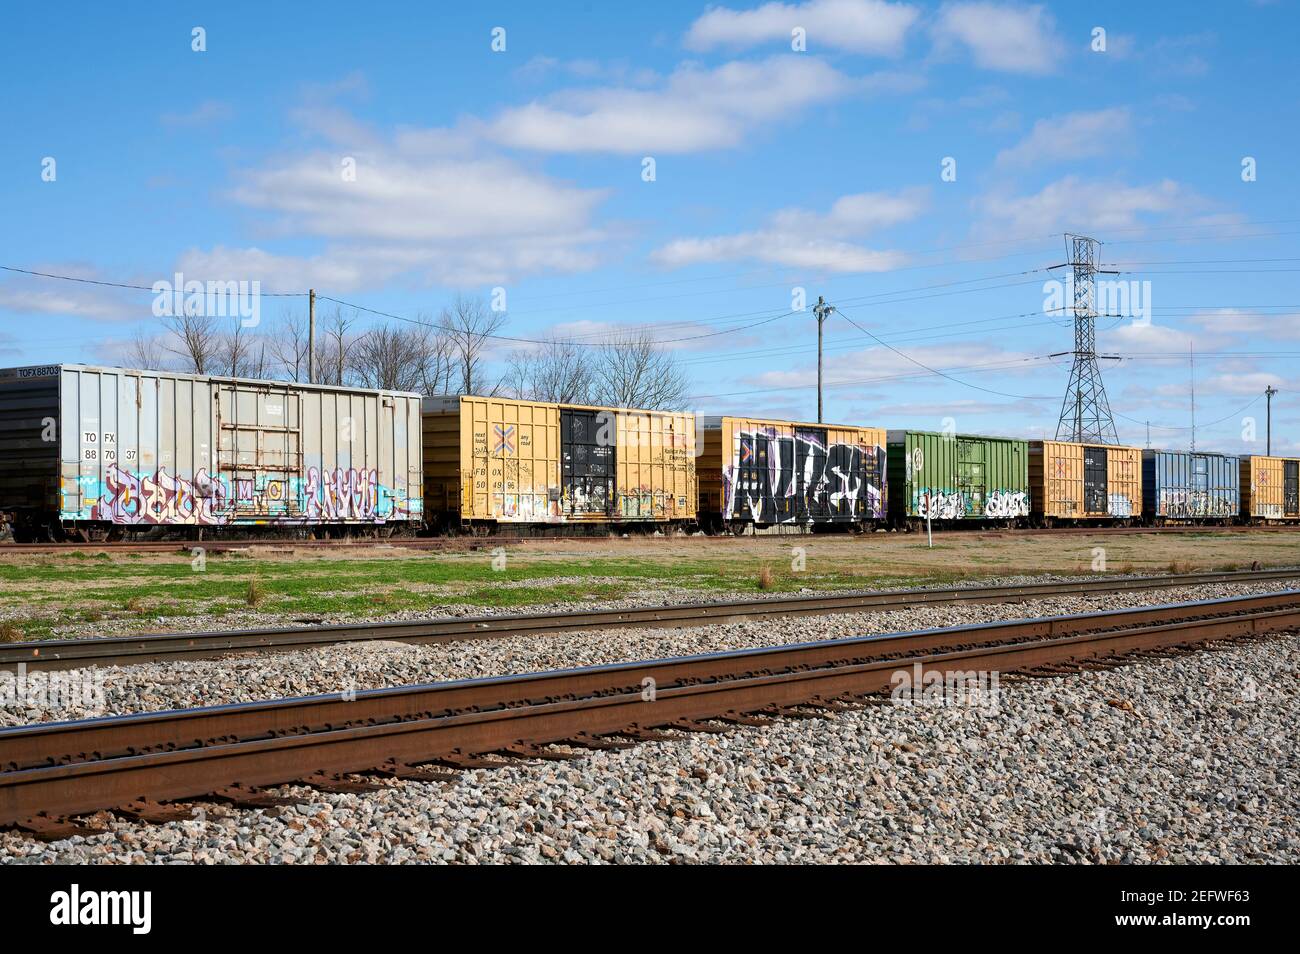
(216, 383, 301, 523)
(1191, 455, 1209, 517)
(732, 429, 773, 522)
(957, 439, 986, 517)
(560, 409, 615, 517)
(794, 427, 829, 521)
(1285, 460, 1299, 516)
(1083, 446, 1108, 514)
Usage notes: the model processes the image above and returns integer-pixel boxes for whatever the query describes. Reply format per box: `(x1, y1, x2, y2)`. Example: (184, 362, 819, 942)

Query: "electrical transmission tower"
(1053, 234, 1120, 444)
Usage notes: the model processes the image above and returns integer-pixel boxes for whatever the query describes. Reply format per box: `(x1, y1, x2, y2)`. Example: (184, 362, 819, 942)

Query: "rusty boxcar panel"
(423, 395, 695, 524)
(1141, 450, 1239, 520)
(699, 416, 886, 526)
(1240, 455, 1300, 520)
(0, 364, 423, 530)
(887, 430, 1029, 522)
(1029, 440, 1141, 520)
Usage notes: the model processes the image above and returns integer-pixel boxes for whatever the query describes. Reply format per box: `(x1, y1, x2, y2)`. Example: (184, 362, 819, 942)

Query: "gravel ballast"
(2, 629, 1296, 864)
(0, 579, 1295, 726)
(1, 577, 1298, 864)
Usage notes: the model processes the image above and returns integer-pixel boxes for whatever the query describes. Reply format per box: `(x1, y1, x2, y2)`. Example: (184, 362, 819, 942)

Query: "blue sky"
(2, 0, 1298, 451)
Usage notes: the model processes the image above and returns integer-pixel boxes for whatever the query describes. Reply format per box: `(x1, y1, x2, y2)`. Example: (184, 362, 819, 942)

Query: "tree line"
(126, 294, 691, 410)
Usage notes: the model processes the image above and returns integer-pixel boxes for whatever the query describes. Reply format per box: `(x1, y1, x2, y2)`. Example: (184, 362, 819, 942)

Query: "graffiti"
(724, 429, 885, 523)
(917, 490, 967, 520)
(304, 467, 379, 520)
(87, 464, 405, 525)
(90, 466, 230, 525)
(984, 490, 1029, 518)
(1157, 489, 1237, 519)
(1255, 503, 1284, 518)
(1107, 493, 1134, 518)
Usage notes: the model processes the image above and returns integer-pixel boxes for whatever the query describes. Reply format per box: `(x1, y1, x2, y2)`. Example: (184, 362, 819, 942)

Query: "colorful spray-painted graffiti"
(84, 464, 415, 525)
(723, 428, 885, 523)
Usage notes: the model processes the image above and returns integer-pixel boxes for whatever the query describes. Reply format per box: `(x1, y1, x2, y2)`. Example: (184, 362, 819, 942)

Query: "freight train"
(1, 363, 1297, 540)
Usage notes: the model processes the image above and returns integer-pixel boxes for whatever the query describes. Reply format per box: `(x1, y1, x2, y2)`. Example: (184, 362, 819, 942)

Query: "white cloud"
(974, 176, 1190, 236)
(1185, 308, 1300, 340)
(652, 188, 926, 272)
(932, 2, 1064, 74)
(0, 265, 140, 322)
(195, 130, 613, 287)
(996, 107, 1132, 166)
(746, 340, 1042, 393)
(1204, 371, 1285, 396)
(485, 56, 854, 154)
(685, 0, 920, 56)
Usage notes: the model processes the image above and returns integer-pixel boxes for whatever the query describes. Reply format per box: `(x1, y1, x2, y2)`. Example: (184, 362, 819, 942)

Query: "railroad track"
(2, 590, 1296, 835)
(5, 566, 1300, 673)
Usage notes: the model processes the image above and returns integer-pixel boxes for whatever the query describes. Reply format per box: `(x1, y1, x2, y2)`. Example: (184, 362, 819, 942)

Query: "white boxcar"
(0, 364, 423, 540)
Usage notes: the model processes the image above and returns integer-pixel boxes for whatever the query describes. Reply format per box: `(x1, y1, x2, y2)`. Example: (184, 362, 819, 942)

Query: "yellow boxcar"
(1029, 440, 1142, 521)
(1240, 455, 1300, 520)
(699, 416, 886, 529)
(423, 395, 695, 526)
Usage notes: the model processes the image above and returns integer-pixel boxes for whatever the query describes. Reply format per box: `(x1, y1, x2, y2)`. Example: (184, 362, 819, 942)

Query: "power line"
(831, 302, 1057, 401)
(316, 294, 798, 347)
(0, 265, 309, 296)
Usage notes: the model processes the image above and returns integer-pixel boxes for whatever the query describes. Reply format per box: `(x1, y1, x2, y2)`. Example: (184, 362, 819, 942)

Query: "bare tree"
(314, 306, 357, 386)
(591, 331, 691, 410)
(267, 308, 311, 382)
(124, 331, 167, 371)
(161, 311, 221, 374)
(353, 321, 453, 393)
(442, 295, 505, 396)
(506, 338, 594, 404)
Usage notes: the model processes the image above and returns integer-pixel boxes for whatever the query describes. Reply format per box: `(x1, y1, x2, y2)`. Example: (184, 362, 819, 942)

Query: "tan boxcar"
(423, 395, 695, 525)
(1240, 455, 1300, 520)
(699, 416, 886, 529)
(1029, 440, 1141, 521)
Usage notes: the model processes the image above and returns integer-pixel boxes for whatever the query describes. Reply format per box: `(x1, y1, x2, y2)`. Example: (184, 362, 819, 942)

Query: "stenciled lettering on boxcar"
(724, 429, 885, 523)
(86, 463, 408, 524)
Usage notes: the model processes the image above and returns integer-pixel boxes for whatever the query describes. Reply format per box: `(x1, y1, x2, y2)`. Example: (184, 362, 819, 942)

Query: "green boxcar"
(887, 429, 1029, 523)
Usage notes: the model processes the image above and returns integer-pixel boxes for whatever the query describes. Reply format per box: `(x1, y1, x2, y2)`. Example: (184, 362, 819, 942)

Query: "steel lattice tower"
(1054, 234, 1119, 444)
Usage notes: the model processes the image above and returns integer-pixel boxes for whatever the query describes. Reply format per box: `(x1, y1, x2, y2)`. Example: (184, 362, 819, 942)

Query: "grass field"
(0, 529, 1297, 641)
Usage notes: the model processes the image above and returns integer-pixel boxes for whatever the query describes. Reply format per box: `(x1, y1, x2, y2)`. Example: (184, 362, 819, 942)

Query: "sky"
(2, 0, 1298, 452)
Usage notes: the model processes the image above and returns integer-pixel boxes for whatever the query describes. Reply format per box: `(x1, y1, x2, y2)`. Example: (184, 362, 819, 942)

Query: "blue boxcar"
(1141, 450, 1240, 521)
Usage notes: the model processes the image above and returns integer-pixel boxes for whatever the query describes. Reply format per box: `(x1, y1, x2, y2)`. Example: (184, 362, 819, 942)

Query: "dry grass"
(125, 596, 146, 613)
(0, 620, 24, 642)
(757, 565, 775, 590)
(246, 577, 265, 607)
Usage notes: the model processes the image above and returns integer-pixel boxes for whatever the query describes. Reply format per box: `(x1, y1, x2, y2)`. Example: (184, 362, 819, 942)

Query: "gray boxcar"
(1141, 449, 1239, 522)
(0, 364, 423, 540)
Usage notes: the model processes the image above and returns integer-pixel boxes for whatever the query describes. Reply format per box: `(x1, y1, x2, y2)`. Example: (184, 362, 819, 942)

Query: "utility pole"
(307, 288, 316, 385)
(1189, 342, 1196, 452)
(1266, 385, 1278, 454)
(1051, 234, 1120, 444)
(812, 295, 832, 423)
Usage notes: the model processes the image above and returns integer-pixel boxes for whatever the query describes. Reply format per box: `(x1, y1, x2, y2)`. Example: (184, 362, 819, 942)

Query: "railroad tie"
(111, 799, 196, 823)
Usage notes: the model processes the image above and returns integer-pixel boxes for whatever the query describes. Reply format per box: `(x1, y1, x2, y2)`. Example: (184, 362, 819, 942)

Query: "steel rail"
(5, 566, 1300, 673)
(2, 591, 1298, 827)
